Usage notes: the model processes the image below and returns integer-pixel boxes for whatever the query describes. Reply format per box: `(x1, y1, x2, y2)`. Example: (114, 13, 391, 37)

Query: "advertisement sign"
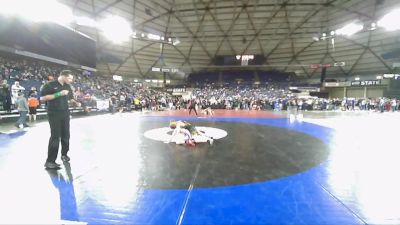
(350, 80, 381, 86)
(96, 100, 110, 111)
(112, 75, 123, 81)
(324, 82, 339, 87)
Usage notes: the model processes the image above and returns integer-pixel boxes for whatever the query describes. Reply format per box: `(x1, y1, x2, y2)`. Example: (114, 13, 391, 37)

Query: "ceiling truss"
(62, 0, 399, 80)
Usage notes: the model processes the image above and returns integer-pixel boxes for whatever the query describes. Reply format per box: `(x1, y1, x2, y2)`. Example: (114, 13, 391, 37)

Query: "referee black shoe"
(44, 162, 61, 169)
(61, 155, 70, 162)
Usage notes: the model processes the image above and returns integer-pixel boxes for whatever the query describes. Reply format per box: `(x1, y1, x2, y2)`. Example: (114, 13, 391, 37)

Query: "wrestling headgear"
(169, 120, 177, 129)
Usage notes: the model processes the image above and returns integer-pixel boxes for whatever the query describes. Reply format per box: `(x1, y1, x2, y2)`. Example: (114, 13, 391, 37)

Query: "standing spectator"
(141, 98, 147, 111)
(119, 93, 125, 113)
(40, 70, 80, 169)
(3, 85, 12, 113)
(175, 99, 182, 110)
(109, 94, 117, 114)
(391, 98, 397, 112)
(0, 80, 9, 109)
(298, 99, 303, 111)
(125, 94, 132, 112)
(361, 99, 366, 111)
(28, 86, 37, 96)
(379, 98, 385, 113)
(28, 92, 39, 122)
(11, 81, 25, 108)
(15, 91, 29, 128)
(133, 97, 140, 111)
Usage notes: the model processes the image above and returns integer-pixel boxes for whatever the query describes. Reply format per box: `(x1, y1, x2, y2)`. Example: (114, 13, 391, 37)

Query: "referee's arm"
(40, 90, 70, 101)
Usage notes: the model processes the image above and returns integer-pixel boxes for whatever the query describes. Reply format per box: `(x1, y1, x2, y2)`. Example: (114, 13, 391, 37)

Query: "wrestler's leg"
(181, 128, 192, 139)
(166, 126, 181, 143)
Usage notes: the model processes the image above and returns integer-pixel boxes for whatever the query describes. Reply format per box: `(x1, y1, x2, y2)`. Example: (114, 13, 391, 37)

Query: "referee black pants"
(47, 110, 70, 163)
(189, 106, 197, 115)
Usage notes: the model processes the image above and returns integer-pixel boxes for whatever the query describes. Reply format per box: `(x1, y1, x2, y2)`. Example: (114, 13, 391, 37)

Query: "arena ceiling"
(60, 0, 400, 80)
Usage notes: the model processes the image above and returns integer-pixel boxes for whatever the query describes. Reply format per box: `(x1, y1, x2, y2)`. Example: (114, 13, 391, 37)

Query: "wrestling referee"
(40, 70, 80, 169)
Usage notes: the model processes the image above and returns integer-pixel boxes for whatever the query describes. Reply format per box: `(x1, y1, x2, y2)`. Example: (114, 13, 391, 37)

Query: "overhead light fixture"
(376, 75, 383, 80)
(333, 62, 346, 67)
(378, 9, 400, 31)
(99, 15, 132, 43)
(336, 22, 363, 36)
(172, 39, 180, 45)
(355, 77, 360, 81)
(321, 33, 327, 40)
(369, 22, 377, 30)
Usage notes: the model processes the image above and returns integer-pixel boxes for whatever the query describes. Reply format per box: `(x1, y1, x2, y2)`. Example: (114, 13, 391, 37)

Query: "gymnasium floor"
(0, 109, 399, 225)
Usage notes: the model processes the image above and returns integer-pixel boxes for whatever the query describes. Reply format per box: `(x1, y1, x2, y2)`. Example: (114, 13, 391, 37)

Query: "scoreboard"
(214, 55, 265, 66)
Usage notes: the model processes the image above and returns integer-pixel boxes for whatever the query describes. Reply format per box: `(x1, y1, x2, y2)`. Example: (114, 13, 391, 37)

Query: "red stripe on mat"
(145, 109, 284, 118)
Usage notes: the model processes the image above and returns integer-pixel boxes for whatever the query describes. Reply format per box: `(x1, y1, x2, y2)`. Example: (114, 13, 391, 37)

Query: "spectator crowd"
(1, 52, 399, 123)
